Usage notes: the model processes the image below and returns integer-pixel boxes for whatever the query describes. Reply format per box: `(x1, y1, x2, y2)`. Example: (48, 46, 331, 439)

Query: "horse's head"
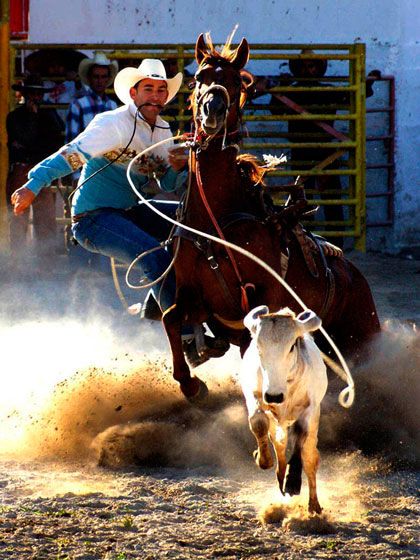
(192, 32, 252, 137)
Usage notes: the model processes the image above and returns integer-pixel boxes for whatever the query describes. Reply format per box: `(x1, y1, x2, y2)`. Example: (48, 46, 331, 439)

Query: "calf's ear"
(244, 305, 269, 334)
(296, 309, 322, 333)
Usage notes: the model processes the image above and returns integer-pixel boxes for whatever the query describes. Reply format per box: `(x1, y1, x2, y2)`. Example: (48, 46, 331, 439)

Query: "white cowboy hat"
(78, 52, 119, 88)
(113, 58, 183, 106)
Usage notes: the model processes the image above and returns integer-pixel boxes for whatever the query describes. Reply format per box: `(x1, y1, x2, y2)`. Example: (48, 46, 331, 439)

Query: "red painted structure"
(10, 0, 29, 39)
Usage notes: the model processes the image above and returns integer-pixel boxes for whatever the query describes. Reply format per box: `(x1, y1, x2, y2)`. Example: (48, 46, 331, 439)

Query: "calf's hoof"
(253, 448, 273, 470)
(284, 454, 302, 496)
(284, 469, 302, 496)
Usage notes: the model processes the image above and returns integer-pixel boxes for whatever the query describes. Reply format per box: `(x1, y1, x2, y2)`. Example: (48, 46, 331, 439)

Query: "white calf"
(240, 305, 328, 514)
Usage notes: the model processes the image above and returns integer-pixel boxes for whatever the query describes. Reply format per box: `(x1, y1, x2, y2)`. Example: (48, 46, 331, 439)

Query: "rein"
(194, 156, 254, 314)
(191, 78, 254, 312)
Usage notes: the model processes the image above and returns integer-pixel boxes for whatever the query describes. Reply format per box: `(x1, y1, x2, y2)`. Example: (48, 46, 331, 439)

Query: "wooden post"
(0, 0, 10, 256)
(353, 43, 367, 252)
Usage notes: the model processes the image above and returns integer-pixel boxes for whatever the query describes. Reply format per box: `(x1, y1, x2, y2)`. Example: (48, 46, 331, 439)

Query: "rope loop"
(124, 135, 355, 409)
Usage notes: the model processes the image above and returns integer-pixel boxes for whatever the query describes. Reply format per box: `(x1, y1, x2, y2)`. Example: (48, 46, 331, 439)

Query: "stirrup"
(183, 324, 229, 368)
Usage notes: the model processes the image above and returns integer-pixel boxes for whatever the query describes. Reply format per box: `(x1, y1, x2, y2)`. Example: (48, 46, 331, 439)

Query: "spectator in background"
(6, 75, 64, 273)
(65, 52, 119, 142)
(253, 49, 380, 247)
(43, 60, 82, 125)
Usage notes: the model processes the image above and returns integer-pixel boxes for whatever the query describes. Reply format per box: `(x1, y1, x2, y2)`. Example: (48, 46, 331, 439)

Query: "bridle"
(182, 64, 255, 314)
(192, 63, 246, 150)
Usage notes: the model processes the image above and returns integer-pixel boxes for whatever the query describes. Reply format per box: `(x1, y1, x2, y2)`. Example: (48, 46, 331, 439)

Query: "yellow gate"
(3, 41, 367, 250)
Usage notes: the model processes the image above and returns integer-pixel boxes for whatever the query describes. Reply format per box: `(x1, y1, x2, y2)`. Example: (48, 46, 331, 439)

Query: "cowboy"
(10, 59, 190, 319)
(62, 53, 120, 266)
(65, 52, 119, 143)
(6, 74, 63, 272)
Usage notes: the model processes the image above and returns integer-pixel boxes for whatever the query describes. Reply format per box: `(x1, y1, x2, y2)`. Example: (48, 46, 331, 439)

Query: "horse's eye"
(195, 69, 214, 85)
(194, 70, 204, 83)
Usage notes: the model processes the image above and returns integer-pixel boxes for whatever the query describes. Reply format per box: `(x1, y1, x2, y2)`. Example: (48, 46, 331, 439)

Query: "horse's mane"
(199, 28, 239, 67)
(237, 153, 267, 187)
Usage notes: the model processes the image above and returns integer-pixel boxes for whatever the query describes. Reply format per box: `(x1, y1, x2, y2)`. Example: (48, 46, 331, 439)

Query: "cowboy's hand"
(11, 187, 35, 215)
(168, 147, 188, 171)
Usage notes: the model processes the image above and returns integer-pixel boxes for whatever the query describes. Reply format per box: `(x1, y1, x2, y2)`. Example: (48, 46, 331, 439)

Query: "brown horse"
(162, 32, 380, 401)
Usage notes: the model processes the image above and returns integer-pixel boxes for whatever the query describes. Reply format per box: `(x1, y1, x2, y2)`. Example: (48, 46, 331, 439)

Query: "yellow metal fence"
(4, 42, 367, 249)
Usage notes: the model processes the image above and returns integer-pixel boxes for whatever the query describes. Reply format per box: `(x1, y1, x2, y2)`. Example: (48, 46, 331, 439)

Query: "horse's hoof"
(309, 499, 322, 515)
(182, 377, 209, 405)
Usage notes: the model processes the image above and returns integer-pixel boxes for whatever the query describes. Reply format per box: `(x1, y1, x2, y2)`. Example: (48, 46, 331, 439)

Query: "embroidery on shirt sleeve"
(136, 155, 169, 179)
(60, 147, 87, 171)
(101, 150, 170, 179)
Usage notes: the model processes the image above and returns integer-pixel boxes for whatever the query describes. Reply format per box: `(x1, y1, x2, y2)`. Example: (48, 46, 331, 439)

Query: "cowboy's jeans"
(71, 202, 178, 311)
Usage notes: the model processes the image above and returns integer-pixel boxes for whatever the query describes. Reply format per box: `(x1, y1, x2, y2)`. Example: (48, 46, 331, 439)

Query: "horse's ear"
(195, 33, 208, 66)
(232, 38, 249, 70)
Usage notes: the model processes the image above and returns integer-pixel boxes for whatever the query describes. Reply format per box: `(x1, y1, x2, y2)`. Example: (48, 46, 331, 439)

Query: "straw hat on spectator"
(78, 52, 119, 88)
(113, 58, 182, 106)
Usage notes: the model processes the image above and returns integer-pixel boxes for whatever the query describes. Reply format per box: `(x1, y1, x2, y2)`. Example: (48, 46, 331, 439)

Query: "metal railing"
(5, 42, 369, 249)
(365, 75, 395, 227)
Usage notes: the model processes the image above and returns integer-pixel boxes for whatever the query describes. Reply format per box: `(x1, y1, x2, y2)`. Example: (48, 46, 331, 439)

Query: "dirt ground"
(0, 249, 419, 560)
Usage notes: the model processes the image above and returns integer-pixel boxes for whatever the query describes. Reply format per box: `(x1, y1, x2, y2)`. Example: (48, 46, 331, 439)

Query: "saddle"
(264, 195, 342, 321)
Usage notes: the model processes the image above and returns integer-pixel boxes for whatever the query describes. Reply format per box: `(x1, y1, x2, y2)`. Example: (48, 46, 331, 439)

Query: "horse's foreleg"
(162, 304, 206, 401)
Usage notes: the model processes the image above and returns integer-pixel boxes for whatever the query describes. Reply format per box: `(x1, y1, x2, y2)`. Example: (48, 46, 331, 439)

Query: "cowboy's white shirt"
(25, 102, 185, 215)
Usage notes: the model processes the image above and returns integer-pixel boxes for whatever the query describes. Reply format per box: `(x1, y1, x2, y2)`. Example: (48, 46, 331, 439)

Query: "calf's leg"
(284, 422, 304, 496)
(269, 423, 288, 494)
(301, 410, 322, 514)
(240, 364, 273, 470)
(249, 410, 273, 470)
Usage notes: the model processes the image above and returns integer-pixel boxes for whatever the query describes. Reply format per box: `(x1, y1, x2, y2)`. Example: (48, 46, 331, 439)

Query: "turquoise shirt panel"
(23, 105, 185, 214)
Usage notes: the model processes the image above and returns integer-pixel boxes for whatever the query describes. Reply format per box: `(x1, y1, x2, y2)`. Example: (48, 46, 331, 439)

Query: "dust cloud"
(320, 321, 420, 467)
(1, 307, 419, 476)
(0, 315, 251, 469)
